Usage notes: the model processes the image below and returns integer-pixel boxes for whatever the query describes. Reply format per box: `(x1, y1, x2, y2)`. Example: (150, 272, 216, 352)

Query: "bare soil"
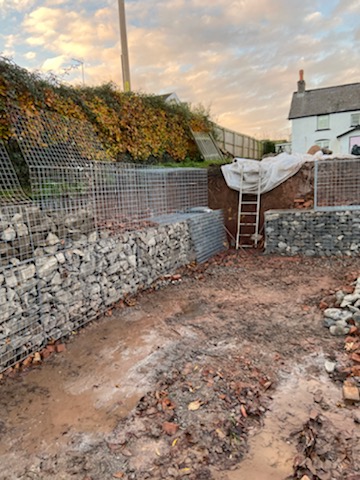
(1, 251, 360, 480)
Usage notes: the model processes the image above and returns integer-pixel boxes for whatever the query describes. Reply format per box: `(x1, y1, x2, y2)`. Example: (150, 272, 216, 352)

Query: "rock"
(329, 324, 350, 336)
(46, 232, 60, 247)
(2, 227, 16, 242)
(15, 223, 29, 237)
(17, 264, 36, 283)
(88, 231, 98, 243)
(324, 361, 336, 373)
(36, 256, 58, 279)
(324, 308, 353, 322)
(4, 271, 18, 288)
(341, 293, 360, 308)
(323, 317, 336, 328)
(343, 381, 360, 402)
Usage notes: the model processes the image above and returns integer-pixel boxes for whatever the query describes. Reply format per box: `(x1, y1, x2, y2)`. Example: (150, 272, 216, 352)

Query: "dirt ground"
(1, 250, 360, 480)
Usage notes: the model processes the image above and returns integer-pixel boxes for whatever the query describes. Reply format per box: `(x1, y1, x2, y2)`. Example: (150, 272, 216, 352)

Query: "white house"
(289, 71, 360, 155)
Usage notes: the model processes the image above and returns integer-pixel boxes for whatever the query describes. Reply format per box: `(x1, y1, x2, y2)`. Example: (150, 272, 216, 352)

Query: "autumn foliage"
(0, 57, 213, 162)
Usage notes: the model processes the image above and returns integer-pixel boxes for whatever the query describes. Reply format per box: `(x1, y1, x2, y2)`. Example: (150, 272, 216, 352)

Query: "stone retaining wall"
(0, 221, 193, 371)
(265, 209, 360, 256)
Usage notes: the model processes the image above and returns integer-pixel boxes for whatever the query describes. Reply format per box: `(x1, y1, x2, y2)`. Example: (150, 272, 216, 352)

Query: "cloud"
(0, 0, 36, 15)
(24, 50, 36, 60)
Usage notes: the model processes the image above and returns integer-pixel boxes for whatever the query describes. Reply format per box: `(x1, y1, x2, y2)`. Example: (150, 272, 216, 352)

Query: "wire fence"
(9, 107, 208, 238)
(314, 158, 360, 211)
(0, 110, 216, 372)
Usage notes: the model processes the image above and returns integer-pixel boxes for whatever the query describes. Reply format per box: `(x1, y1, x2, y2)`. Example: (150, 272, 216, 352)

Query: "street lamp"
(117, 0, 131, 92)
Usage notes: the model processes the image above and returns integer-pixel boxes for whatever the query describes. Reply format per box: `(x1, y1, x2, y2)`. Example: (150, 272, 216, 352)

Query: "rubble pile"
(321, 276, 360, 403)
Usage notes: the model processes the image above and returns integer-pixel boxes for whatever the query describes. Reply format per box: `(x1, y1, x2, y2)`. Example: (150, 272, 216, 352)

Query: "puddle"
(217, 354, 355, 480)
(0, 306, 179, 456)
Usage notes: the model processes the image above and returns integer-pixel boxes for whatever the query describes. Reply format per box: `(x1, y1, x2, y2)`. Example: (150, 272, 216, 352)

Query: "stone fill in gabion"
(265, 209, 360, 257)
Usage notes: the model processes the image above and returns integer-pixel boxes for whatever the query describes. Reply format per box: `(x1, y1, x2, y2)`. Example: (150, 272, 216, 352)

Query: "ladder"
(235, 166, 262, 249)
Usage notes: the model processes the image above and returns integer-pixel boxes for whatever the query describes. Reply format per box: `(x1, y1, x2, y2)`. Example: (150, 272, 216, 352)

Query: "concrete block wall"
(265, 209, 360, 256)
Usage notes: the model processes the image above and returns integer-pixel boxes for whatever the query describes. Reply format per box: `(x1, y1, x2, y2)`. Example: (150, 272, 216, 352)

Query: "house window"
(317, 114, 329, 130)
(351, 113, 360, 126)
(315, 139, 330, 149)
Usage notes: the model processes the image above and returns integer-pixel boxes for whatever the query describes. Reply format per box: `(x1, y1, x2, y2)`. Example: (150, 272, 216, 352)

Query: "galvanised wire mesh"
(11, 108, 208, 232)
(0, 109, 212, 372)
(0, 142, 44, 371)
(314, 158, 360, 211)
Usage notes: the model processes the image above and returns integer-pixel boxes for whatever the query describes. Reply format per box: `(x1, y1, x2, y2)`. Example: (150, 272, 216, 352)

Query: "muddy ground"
(1, 251, 360, 480)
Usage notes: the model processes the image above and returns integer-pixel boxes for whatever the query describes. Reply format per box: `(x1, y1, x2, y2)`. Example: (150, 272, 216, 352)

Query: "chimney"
(297, 69, 306, 94)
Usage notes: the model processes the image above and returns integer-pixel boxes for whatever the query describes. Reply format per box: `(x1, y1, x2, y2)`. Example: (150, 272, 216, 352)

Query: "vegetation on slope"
(0, 57, 214, 163)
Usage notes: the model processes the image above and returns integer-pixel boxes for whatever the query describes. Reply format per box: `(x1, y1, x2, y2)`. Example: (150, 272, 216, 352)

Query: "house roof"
(337, 125, 360, 139)
(288, 82, 360, 120)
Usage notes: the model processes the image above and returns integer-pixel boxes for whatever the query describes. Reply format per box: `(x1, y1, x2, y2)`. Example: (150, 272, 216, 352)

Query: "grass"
(158, 156, 233, 169)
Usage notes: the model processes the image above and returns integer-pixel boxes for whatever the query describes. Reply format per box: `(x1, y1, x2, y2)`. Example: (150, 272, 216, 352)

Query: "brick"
(22, 356, 33, 368)
(162, 422, 179, 436)
(343, 381, 360, 402)
(56, 344, 66, 353)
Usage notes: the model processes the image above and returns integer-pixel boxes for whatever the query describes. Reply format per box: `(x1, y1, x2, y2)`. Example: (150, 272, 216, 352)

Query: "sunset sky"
(1, 0, 360, 140)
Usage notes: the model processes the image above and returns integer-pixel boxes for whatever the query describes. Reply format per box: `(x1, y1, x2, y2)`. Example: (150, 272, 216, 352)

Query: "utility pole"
(117, 0, 131, 92)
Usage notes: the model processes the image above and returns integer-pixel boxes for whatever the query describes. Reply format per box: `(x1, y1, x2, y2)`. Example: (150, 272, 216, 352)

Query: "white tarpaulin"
(221, 152, 319, 194)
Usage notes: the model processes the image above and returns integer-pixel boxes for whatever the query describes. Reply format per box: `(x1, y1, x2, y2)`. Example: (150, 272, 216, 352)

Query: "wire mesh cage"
(10, 108, 209, 232)
(0, 108, 218, 373)
(314, 158, 360, 211)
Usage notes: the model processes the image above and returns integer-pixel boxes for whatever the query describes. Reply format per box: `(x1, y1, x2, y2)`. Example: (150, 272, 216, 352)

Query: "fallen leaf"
(240, 405, 248, 417)
(112, 472, 124, 478)
(172, 438, 178, 447)
(188, 400, 203, 411)
(161, 397, 176, 410)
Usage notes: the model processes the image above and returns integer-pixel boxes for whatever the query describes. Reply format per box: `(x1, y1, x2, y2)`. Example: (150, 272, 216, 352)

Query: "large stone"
(2, 227, 16, 242)
(17, 264, 36, 283)
(36, 256, 58, 279)
(4, 271, 18, 288)
(324, 308, 353, 322)
(46, 232, 60, 246)
(15, 223, 29, 238)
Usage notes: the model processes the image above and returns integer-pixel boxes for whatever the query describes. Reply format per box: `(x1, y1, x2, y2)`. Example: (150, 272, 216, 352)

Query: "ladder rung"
(240, 212, 256, 215)
(239, 223, 256, 226)
(241, 201, 259, 205)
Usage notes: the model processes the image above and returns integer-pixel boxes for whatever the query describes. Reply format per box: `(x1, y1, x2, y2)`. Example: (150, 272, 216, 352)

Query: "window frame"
(316, 114, 330, 130)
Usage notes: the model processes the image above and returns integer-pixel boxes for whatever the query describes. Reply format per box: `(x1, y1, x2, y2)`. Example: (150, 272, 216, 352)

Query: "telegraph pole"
(117, 0, 131, 92)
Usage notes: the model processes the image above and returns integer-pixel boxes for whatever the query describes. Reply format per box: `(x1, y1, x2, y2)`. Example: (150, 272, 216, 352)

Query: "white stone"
(16, 223, 29, 237)
(88, 231, 98, 243)
(46, 232, 60, 246)
(4, 271, 18, 288)
(36, 256, 58, 279)
(17, 264, 36, 282)
(128, 255, 137, 268)
(2, 227, 16, 242)
(55, 252, 66, 264)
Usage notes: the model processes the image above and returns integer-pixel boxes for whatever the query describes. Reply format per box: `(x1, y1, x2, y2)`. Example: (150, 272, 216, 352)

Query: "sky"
(1, 0, 360, 140)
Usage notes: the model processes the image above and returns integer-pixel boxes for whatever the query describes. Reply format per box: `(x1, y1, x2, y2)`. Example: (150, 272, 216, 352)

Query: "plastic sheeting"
(221, 152, 319, 194)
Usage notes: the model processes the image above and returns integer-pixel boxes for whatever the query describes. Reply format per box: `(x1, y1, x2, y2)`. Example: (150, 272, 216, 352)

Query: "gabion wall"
(0, 218, 194, 372)
(265, 209, 360, 256)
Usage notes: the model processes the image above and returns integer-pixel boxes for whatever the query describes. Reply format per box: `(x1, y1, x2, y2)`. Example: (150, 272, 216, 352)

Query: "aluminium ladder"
(235, 166, 262, 249)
